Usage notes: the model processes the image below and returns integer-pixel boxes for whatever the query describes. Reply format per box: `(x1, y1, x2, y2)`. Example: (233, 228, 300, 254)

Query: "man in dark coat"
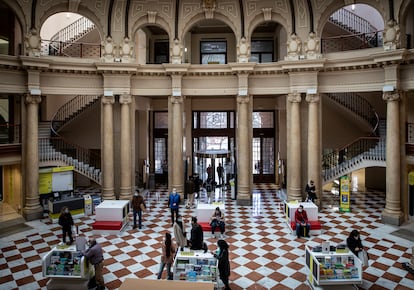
(188, 216, 204, 251)
(58, 206, 74, 245)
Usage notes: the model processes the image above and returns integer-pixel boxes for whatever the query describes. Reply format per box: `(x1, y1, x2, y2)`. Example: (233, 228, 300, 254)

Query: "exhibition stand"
(196, 202, 225, 232)
(119, 278, 214, 290)
(284, 201, 322, 235)
(92, 200, 130, 234)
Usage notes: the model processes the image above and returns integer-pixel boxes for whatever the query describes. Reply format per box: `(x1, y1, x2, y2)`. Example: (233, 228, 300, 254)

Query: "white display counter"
(285, 201, 318, 221)
(196, 202, 225, 223)
(93, 200, 130, 234)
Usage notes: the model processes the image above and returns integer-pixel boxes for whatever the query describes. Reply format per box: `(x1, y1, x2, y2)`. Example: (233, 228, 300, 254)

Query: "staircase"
(39, 95, 102, 184)
(322, 94, 385, 184)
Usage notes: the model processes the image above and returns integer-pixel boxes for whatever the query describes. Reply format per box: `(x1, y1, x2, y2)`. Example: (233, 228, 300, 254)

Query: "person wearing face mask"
(58, 206, 74, 245)
(294, 205, 310, 238)
(347, 229, 369, 266)
(168, 188, 181, 226)
(131, 190, 146, 229)
(213, 239, 231, 290)
(83, 237, 105, 290)
(173, 215, 187, 251)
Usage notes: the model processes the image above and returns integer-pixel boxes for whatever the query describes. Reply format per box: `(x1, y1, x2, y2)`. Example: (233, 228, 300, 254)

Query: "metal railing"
(50, 17, 95, 48)
(321, 31, 383, 53)
(326, 92, 379, 135)
(43, 40, 101, 58)
(329, 8, 377, 36)
(51, 95, 100, 135)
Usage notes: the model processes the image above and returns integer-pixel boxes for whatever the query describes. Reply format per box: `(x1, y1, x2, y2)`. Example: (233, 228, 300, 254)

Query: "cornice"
(95, 62, 138, 74)
(372, 48, 408, 65)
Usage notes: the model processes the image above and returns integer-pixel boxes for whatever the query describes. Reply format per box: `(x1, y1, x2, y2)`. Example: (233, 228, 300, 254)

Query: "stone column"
(119, 94, 132, 200)
(236, 94, 252, 205)
(381, 91, 403, 225)
(306, 93, 321, 206)
(170, 94, 184, 193)
(102, 95, 115, 200)
(23, 93, 43, 221)
(287, 93, 302, 201)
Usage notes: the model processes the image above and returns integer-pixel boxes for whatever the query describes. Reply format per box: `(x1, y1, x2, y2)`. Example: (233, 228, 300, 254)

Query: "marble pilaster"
(102, 95, 115, 200)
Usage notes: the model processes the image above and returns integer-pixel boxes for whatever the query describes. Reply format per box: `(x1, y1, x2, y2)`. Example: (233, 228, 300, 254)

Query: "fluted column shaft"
(102, 95, 115, 200)
(23, 94, 43, 221)
(381, 91, 403, 225)
(236, 94, 252, 205)
(287, 93, 302, 201)
(119, 94, 132, 200)
(306, 93, 321, 205)
(170, 94, 184, 193)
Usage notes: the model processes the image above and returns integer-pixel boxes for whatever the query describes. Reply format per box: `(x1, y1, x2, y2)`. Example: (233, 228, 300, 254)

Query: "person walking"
(168, 188, 181, 226)
(186, 176, 195, 209)
(157, 232, 176, 280)
(213, 239, 231, 290)
(217, 163, 224, 186)
(58, 206, 74, 245)
(173, 215, 187, 251)
(83, 238, 105, 290)
(131, 191, 146, 229)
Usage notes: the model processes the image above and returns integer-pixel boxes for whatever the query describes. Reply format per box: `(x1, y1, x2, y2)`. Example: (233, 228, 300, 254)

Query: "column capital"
(170, 95, 184, 104)
(237, 94, 250, 104)
(119, 94, 132, 104)
(382, 91, 401, 102)
(288, 92, 301, 103)
(25, 94, 41, 105)
(102, 95, 115, 105)
(305, 93, 320, 103)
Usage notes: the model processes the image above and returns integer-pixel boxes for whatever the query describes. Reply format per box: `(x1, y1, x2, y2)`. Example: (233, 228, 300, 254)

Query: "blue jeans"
(296, 222, 310, 237)
(133, 209, 142, 228)
(210, 220, 225, 234)
(157, 261, 172, 280)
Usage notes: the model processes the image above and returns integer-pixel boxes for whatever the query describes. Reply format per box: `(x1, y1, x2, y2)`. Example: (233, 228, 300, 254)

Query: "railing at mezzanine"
(321, 30, 383, 53)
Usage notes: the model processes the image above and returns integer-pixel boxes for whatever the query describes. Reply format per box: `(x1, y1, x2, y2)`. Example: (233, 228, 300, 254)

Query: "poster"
(339, 175, 350, 212)
(39, 166, 74, 195)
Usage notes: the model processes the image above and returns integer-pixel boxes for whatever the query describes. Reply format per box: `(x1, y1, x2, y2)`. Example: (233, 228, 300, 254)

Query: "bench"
(92, 221, 123, 230)
(199, 222, 225, 233)
(290, 220, 322, 236)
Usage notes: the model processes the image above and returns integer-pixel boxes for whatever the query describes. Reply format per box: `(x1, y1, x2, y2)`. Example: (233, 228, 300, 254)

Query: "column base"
(236, 198, 251, 206)
(23, 206, 43, 221)
(381, 209, 404, 226)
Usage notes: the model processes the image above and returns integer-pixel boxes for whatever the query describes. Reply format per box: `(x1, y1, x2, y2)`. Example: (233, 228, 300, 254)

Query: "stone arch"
(0, 0, 26, 42)
(178, 11, 239, 41)
(316, 1, 386, 37)
(130, 14, 172, 42)
(37, 3, 105, 41)
(397, 0, 414, 48)
(247, 11, 289, 41)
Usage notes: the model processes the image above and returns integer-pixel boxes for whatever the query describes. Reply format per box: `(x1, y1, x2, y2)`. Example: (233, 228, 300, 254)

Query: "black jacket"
(190, 223, 204, 250)
(347, 236, 363, 256)
(58, 212, 74, 230)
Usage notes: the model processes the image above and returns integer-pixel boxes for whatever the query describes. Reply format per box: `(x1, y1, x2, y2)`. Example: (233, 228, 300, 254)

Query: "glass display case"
(173, 251, 218, 287)
(305, 245, 362, 289)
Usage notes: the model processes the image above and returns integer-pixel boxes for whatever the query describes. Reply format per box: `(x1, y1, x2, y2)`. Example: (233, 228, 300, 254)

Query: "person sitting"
(210, 207, 225, 238)
(188, 216, 207, 252)
(294, 205, 310, 238)
(305, 180, 317, 202)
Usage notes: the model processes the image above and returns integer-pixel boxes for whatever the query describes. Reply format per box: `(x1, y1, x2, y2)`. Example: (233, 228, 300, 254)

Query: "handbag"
(358, 250, 369, 266)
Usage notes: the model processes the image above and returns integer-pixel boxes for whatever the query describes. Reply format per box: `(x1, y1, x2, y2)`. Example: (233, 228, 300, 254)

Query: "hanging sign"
(339, 175, 350, 212)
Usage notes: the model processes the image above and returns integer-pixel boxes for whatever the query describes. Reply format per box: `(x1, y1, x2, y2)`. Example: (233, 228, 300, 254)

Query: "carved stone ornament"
(288, 92, 301, 103)
(383, 19, 400, 51)
(382, 91, 400, 102)
(305, 93, 320, 103)
(203, 0, 216, 19)
(262, 8, 272, 21)
(237, 94, 250, 104)
(25, 94, 42, 105)
(170, 94, 184, 104)
(101, 36, 117, 62)
(25, 28, 41, 57)
(147, 11, 157, 24)
(304, 32, 321, 59)
(119, 94, 132, 104)
(102, 95, 115, 105)
(171, 38, 183, 64)
(285, 33, 302, 61)
(237, 37, 250, 63)
(120, 37, 134, 62)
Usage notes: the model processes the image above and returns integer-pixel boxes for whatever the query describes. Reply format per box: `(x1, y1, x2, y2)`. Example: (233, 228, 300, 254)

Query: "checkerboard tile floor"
(1, 184, 414, 290)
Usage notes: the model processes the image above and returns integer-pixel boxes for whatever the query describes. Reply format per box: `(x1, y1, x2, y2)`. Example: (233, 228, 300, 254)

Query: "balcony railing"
(42, 39, 101, 58)
(0, 123, 21, 144)
(322, 31, 383, 53)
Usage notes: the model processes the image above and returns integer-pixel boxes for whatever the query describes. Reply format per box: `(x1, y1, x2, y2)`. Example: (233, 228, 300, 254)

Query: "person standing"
(213, 239, 231, 290)
(168, 188, 181, 226)
(157, 232, 176, 280)
(305, 180, 317, 202)
(217, 163, 224, 186)
(188, 216, 205, 251)
(347, 230, 368, 266)
(206, 164, 213, 180)
(83, 238, 105, 290)
(186, 176, 195, 209)
(173, 215, 187, 251)
(294, 205, 310, 238)
(58, 206, 74, 245)
(210, 207, 225, 238)
(131, 191, 146, 229)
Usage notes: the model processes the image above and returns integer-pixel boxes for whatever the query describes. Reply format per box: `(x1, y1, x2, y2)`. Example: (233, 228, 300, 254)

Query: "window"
(200, 41, 227, 64)
(154, 112, 168, 128)
(251, 40, 273, 63)
(253, 111, 274, 128)
(154, 41, 169, 64)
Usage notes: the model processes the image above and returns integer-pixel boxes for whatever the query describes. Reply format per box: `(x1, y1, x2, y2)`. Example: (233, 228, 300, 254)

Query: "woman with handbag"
(347, 230, 368, 266)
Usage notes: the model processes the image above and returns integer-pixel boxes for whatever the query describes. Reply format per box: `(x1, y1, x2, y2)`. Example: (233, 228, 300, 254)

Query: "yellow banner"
(409, 171, 414, 186)
(39, 171, 52, 194)
(339, 175, 350, 212)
